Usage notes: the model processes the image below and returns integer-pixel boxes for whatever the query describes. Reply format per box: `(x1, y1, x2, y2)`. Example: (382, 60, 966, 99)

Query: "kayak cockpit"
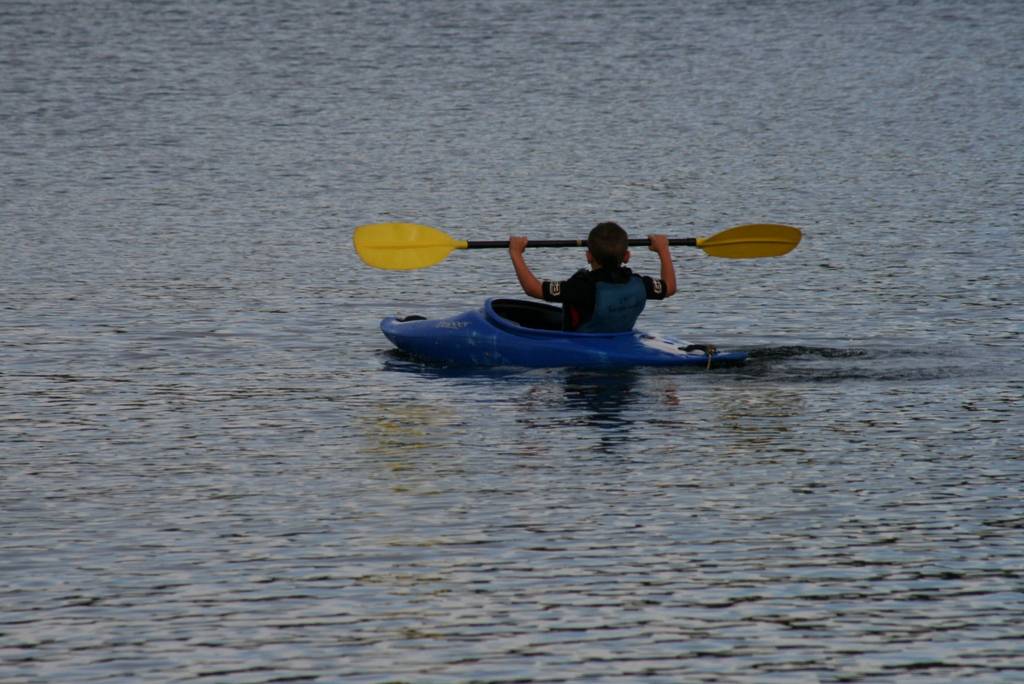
(488, 298, 563, 331)
(486, 298, 641, 339)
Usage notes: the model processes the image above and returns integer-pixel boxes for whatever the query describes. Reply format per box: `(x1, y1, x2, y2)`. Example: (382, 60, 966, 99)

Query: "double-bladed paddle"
(354, 222, 801, 270)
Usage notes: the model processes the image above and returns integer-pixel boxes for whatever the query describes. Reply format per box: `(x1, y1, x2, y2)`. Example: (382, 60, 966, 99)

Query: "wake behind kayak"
(380, 298, 747, 369)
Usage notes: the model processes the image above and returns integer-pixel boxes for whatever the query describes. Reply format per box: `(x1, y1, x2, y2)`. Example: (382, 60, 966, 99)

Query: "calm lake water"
(2, 0, 1022, 681)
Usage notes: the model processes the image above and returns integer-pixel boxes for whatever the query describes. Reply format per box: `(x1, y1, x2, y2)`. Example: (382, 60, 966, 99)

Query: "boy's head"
(587, 221, 630, 268)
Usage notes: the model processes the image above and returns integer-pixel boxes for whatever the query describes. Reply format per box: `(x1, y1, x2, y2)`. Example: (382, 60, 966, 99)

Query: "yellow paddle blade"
(697, 223, 802, 258)
(353, 223, 469, 270)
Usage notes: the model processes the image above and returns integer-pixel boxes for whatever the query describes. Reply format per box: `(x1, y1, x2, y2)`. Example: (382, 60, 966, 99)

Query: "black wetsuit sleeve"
(543, 271, 595, 330)
(642, 275, 669, 300)
(541, 280, 566, 302)
(542, 271, 592, 305)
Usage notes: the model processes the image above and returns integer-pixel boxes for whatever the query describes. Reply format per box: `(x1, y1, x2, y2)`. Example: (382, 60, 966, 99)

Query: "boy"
(509, 221, 677, 332)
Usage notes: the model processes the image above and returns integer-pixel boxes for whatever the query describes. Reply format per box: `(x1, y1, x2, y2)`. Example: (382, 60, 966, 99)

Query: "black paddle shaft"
(466, 238, 698, 249)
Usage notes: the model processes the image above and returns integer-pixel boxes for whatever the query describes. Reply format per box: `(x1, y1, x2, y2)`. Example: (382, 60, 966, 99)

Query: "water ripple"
(3, 0, 1023, 681)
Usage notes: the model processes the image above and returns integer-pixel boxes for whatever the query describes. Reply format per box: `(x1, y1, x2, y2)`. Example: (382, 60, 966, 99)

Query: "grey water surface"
(2, 0, 1022, 682)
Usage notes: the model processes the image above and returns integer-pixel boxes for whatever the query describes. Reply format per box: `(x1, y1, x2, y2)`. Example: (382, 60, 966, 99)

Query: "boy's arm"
(649, 234, 677, 297)
(509, 236, 544, 299)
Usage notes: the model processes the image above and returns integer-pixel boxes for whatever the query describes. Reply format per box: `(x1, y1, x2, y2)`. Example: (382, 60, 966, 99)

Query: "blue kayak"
(380, 298, 747, 368)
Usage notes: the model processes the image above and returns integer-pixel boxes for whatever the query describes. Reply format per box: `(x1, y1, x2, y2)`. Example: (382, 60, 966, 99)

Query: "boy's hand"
(509, 236, 528, 256)
(648, 234, 669, 253)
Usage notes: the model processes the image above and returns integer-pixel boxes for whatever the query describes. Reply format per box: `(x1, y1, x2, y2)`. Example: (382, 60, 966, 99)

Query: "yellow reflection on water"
(360, 401, 460, 459)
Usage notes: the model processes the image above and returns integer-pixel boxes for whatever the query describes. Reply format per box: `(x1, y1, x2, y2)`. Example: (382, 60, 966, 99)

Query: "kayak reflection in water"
(509, 221, 678, 333)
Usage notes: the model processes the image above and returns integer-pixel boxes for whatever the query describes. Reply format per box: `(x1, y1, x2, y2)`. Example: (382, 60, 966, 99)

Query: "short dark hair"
(587, 222, 629, 267)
